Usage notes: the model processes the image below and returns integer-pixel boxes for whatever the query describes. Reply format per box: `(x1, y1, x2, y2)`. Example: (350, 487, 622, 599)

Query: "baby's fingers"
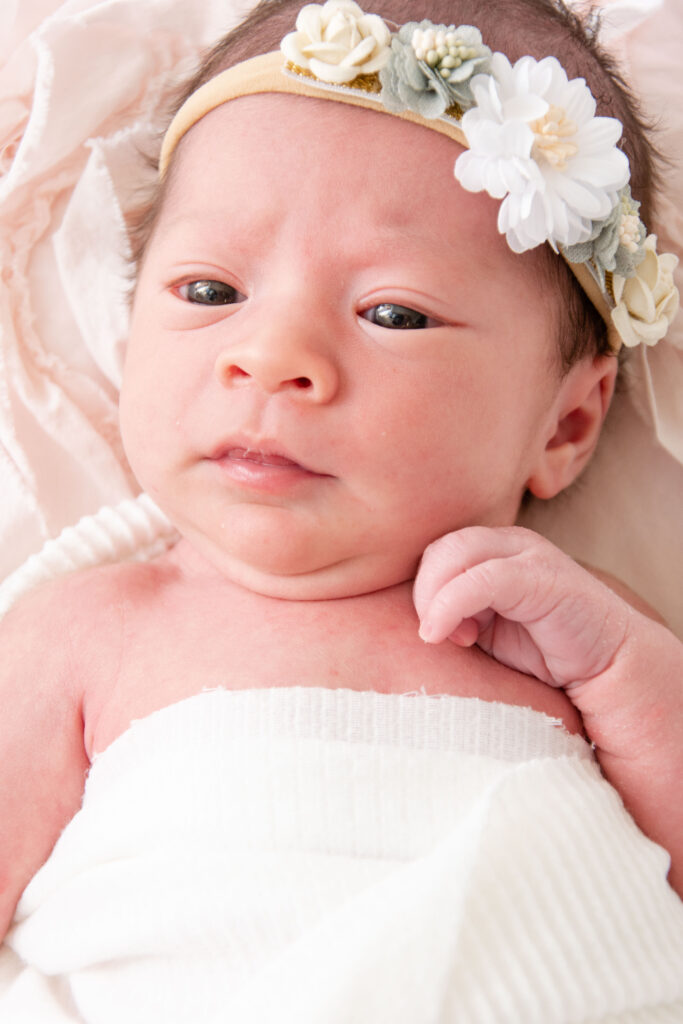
(418, 555, 528, 645)
(414, 526, 542, 621)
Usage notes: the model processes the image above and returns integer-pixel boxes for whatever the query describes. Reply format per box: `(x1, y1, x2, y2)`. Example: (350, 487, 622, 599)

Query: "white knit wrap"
(2, 687, 683, 1023)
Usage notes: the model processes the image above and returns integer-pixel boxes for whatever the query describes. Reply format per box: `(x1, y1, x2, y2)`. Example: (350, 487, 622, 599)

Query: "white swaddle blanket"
(2, 686, 683, 1024)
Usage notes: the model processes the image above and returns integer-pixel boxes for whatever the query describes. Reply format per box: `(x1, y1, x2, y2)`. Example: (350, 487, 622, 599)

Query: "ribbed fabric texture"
(3, 688, 683, 1024)
(0, 493, 177, 619)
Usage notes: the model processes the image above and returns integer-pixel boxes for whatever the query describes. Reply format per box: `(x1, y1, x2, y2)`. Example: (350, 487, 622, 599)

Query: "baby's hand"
(414, 525, 683, 895)
(414, 526, 630, 688)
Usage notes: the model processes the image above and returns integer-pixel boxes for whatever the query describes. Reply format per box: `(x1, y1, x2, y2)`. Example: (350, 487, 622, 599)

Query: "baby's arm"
(414, 526, 683, 897)
(0, 580, 90, 941)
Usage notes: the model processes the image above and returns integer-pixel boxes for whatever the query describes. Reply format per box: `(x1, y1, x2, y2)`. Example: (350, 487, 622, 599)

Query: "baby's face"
(121, 94, 565, 599)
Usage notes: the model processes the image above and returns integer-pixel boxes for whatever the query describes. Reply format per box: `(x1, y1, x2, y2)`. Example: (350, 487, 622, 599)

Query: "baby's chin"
(154, 498, 422, 600)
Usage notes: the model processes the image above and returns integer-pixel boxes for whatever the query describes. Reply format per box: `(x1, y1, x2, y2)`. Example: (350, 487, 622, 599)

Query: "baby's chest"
(90, 633, 406, 753)
(86, 592, 451, 755)
(85, 582, 580, 757)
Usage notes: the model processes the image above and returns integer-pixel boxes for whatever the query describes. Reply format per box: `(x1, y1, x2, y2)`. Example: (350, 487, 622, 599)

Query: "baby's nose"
(214, 341, 339, 403)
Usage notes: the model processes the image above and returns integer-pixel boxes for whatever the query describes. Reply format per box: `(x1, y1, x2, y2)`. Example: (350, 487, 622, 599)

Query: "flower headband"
(159, 0, 680, 352)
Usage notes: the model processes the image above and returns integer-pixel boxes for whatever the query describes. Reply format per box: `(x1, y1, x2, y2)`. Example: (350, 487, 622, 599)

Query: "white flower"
(611, 235, 679, 347)
(454, 52, 630, 253)
(281, 0, 391, 85)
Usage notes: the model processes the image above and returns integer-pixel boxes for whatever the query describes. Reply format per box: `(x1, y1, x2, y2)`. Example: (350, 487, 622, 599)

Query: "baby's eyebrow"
(153, 206, 456, 262)
(153, 210, 223, 239)
(155, 201, 293, 250)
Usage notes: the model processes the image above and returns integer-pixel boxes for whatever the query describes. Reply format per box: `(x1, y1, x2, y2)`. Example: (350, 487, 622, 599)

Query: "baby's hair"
(128, 0, 661, 371)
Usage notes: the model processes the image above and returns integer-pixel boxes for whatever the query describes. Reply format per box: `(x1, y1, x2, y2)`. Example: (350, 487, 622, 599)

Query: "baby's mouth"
(207, 437, 332, 484)
(225, 447, 302, 469)
(209, 442, 329, 480)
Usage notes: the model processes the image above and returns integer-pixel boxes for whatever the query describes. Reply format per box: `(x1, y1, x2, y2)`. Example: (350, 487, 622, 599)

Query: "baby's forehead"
(176, 90, 458, 173)
(170, 93, 511, 253)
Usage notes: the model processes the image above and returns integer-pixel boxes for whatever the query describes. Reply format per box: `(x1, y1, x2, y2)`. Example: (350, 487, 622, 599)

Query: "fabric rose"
(380, 21, 490, 117)
(454, 53, 630, 253)
(281, 0, 391, 85)
(610, 235, 679, 347)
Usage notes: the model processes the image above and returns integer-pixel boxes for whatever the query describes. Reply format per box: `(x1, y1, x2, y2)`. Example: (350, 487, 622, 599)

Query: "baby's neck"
(166, 537, 418, 610)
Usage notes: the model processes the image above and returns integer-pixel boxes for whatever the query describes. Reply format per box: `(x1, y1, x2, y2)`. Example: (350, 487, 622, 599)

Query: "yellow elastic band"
(159, 51, 468, 177)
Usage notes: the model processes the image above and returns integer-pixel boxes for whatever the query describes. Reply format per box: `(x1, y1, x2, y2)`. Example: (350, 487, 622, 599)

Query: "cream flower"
(611, 235, 680, 347)
(281, 0, 391, 85)
(454, 53, 630, 253)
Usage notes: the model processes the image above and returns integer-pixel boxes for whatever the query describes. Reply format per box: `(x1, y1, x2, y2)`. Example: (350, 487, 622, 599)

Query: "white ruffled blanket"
(0, 0, 246, 573)
(2, 687, 683, 1024)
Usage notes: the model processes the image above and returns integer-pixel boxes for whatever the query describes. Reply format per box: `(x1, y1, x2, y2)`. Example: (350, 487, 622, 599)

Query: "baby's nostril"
(294, 377, 312, 389)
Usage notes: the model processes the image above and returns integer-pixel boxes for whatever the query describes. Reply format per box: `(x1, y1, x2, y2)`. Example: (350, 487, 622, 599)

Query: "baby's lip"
(208, 439, 324, 476)
(223, 447, 301, 469)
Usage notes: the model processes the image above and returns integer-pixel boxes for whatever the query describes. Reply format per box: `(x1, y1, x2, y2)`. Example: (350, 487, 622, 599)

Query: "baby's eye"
(178, 280, 245, 305)
(361, 303, 432, 330)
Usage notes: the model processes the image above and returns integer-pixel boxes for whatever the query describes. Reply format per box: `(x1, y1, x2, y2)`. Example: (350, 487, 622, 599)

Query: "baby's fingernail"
(419, 620, 436, 643)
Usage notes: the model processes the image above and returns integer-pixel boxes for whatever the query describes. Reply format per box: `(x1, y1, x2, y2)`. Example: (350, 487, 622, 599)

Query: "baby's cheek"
(118, 384, 141, 456)
(118, 382, 158, 489)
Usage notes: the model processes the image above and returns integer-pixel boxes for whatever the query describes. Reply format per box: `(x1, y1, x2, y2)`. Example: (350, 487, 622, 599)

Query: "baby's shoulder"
(0, 559, 172, 681)
(3, 562, 119, 633)
(0, 568, 128, 770)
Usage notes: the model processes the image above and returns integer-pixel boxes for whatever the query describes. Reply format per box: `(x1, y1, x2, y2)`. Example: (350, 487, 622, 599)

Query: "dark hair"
(128, 0, 661, 370)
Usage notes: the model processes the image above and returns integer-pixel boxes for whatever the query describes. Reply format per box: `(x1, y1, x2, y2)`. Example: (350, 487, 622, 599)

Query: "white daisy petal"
(527, 56, 556, 95)
(484, 161, 513, 197)
(455, 152, 488, 194)
(568, 154, 628, 189)
(563, 78, 595, 122)
(490, 51, 514, 90)
(502, 94, 548, 122)
(551, 174, 610, 219)
(451, 49, 635, 250)
(578, 117, 623, 153)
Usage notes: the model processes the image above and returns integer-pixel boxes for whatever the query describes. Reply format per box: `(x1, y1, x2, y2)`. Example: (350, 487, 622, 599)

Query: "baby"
(2, 0, 683, 1020)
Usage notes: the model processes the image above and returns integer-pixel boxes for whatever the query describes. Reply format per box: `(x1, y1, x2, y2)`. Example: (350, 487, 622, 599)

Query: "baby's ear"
(526, 354, 618, 500)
